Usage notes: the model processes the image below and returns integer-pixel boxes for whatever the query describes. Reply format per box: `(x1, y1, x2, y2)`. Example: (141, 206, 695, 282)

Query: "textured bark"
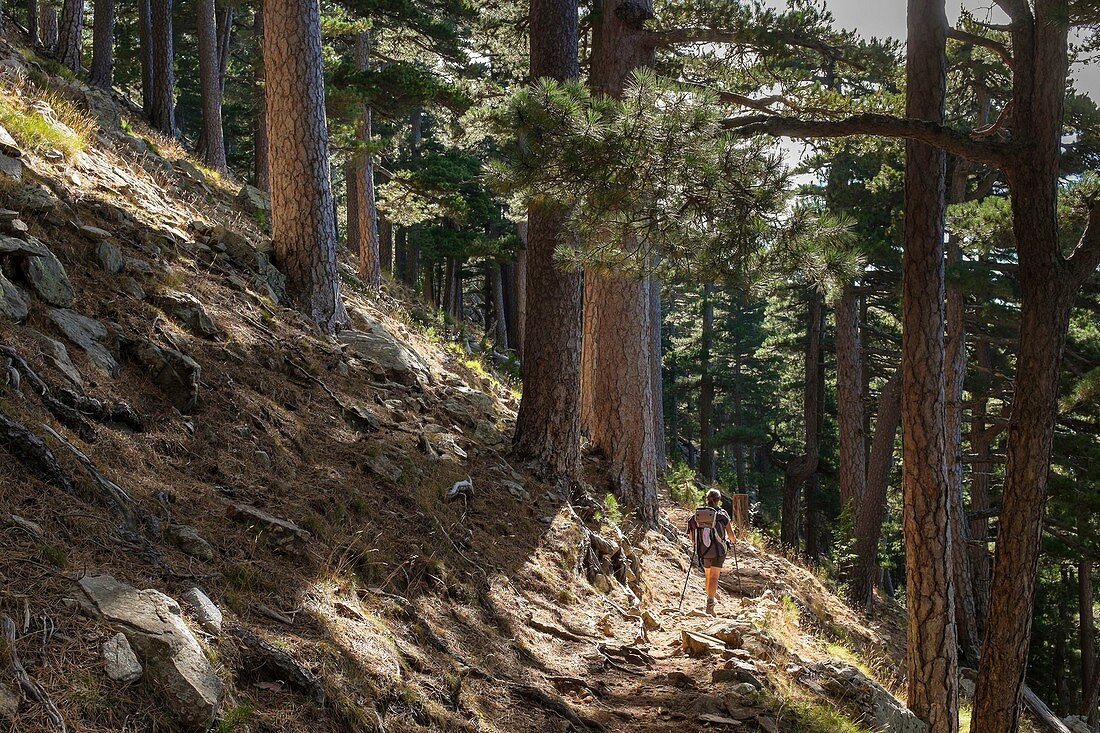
(345, 160, 359, 256)
(1056, 567, 1072, 715)
(901, 0, 957, 729)
(443, 256, 463, 322)
(216, 6, 232, 91)
(253, 4, 270, 191)
(136, 0, 151, 117)
(88, 0, 114, 88)
(490, 264, 508, 348)
(379, 218, 392, 275)
(57, 0, 83, 73)
(835, 286, 866, 513)
(39, 4, 58, 53)
(148, 0, 174, 135)
(196, 0, 226, 171)
(262, 0, 346, 331)
(969, 337, 993, 626)
(514, 235, 527, 360)
(847, 369, 902, 610)
(513, 0, 582, 479)
(972, 3, 1100, 729)
(27, 0, 38, 49)
(1081, 561, 1097, 725)
(352, 31, 381, 288)
(781, 293, 823, 551)
(650, 277, 666, 469)
(698, 281, 716, 482)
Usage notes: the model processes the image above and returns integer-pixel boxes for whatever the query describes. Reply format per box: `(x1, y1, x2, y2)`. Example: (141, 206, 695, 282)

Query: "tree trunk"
(969, 336, 993, 628)
(57, 0, 83, 73)
(345, 160, 359, 256)
(379, 218, 392, 275)
(196, 0, 226, 171)
(1056, 567, 1072, 715)
(352, 30, 381, 288)
(421, 259, 435, 307)
(846, 368, 902, 610)
(650, 277, 666, 470)
(699, 281, 716, 482)
(513, 0, 582, 480)
(781, 293, 823, 550)
(136, 0, 151, 117)
(491, 264, 508, 349)
(27, 0, 38, 49)
(444, 256, 463, 322)
(835, 285, 866, 514)
(148, 0, 174, 135)
(514, 225, 527, 360)
(88, 0, 114, 88)
(253, 3, 270, 191)
(1081, 561, 1097, 725)
(973, 4, 1100, 729)
(262, 0, 346, 332)
(902, 2, 957, 729)
(216, 6, 232, 91)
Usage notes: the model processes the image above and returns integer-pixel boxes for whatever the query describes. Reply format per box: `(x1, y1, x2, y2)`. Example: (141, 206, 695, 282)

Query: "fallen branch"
(2, 614, 67, 732)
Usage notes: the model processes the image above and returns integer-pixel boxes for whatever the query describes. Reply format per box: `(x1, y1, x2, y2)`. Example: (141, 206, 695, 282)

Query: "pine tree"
(56, 0, 83, 73)
(88, 0, 115, 88)
(196, 0, 227, 171)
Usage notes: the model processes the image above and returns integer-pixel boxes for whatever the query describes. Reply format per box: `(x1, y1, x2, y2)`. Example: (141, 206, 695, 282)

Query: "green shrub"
(667, 462, 702, 506)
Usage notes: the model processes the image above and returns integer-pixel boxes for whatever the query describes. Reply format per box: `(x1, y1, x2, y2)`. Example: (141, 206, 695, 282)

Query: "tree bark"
(846, 368, 902, 610)
(513, 0, 583, 480)
(514, 234, 527, 360)
(253, 3, 270, 191)
(216, 5, 232, 91)
(148, 0, 174, 135)
(901, 1, 957, 729)
(699, 281, 716, 482)
(650, 277, 666, 470)
(136, 0, 151, 117)
(835, 285, 866, 514)
(262, 0, 346, 332)
(781, 293, 823, 551)
(196, 0, 226, 171)
(1081, 560, 1097, 725)
(490, 264, 508, 349)
(27, 0, 38, 49)
(345, 160, 359, 256)
(352, 30, 381, 288)
(88, 0, 114, 88)
(969, 336, 993, 626)
(379, 217, 392, 276)
(57, 0, 83, 73)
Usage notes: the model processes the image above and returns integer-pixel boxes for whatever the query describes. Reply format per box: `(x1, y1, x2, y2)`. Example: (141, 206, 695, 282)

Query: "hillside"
(0, 36, 975, 733)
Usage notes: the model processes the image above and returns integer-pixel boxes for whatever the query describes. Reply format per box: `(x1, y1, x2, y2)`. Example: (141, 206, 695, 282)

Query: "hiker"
(688, 488, 735, 615)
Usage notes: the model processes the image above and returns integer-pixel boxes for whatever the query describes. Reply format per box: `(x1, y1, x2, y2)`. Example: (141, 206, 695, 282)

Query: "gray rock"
(96, 241, 124, 274)
(254, 450, 272, 469)
(77, 575, 223, 730)
(0, 124, 20, 157)
(1065, 716, 1093, 733)
(237, 184, 271, 220)
(118, 276, 146, 301)
(14, 184, 61, 213)
(123, 257, 154, 276)
(0, 152, 22, 181)
(0, 233, 49, 257)
(20, 244, 74, 307)
(2, 513, 43, 538)
(47, 309, 119, 374)
(78, 224, 112, 240)
(210, 225, 273, 269)
(255, 253, 285, 303)
(712, 660, 763, 688)
(225, 502, 311, 554)
(813, 662, 928, 733)
(121, 337, 200, 412)
(28, 328, 82, 386)
(339, 318, 431, 387)
(0, 273, 29, 322)
(502, 480, 529, 501)
(166, 523, 215, 561)
(101, 632, 143, 684)
(182, 588, 222, 636)
(151, 290, 220, 339)
(0, 683, 18, 721)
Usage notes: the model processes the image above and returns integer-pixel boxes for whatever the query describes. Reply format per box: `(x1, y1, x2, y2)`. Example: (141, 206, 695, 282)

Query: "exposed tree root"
(0, 410, 75, 495)
(511, 683, 607, 732)
(2, 614, 67, 732)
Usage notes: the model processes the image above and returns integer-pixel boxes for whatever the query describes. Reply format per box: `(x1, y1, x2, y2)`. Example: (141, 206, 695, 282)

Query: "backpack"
(694, 506, 727, 562)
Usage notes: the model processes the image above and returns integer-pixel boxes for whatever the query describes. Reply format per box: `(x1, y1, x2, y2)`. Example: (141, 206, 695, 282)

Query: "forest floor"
(0, 33, 1030, 733)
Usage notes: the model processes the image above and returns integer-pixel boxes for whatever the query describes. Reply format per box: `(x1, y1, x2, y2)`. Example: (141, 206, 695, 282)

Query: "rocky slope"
(0, 35, 994, 733)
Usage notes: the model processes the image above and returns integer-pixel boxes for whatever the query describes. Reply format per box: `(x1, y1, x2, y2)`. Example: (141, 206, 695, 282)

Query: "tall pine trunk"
(835, 286, 866, 515)
(698, 281, 716, 482)
(148, 0, 174, 135)
(901, 1, 957, 729)
(39, 3, 58, 53)
(490, 264, 508, 349)
(1082, 561, 1097, 725)
(27, 0, 38, 48)
(196, 0, 226, 171)
(345, 160, 359, 256)
(57, 0, 83, 73)
(352, 31, 380, 287)
(379, 218, 392, 275)
(650, 277, 666, 469)
(513, 236, 527, 360)
(262, 0, 346, 331)
(512, 0, 583, 480)
(88, 0, 114, 88)
(253, 4, 270, 191)
(781, 293, 823, 550)
(969, 336, 993, 626)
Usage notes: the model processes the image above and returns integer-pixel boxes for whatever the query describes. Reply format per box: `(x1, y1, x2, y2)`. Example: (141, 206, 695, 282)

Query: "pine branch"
(947, 27, 1013, 67)
(646, 27, 838, 60)
(1067, 200, 1100, 285)
(721, 113, 1010, 167)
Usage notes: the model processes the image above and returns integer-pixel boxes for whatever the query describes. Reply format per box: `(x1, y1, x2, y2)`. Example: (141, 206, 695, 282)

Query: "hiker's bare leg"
(704, 567, 720, 613)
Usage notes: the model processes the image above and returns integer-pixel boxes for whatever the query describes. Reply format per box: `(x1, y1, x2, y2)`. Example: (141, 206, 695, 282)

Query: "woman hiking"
(688, 488, 735, 615)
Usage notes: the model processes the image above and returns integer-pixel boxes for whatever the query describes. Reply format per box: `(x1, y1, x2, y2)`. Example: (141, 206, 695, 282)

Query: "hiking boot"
(706, 598, 715, 615)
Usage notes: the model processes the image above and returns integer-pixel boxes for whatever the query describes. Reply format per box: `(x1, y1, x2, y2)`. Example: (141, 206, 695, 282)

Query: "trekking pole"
(731, 531, 743, 595)
(678, 547, 696, 611)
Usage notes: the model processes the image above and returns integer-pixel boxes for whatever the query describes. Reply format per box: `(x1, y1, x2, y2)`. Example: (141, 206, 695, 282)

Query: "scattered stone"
(339, 315, 431, 387)
(593, 573, 612, 593)
(175, 159, 208, 184)
(101, 632, 143, 684)
(183, 588, 223, 636)
(1065, 716, 1093, 733)
(756, 715, 779, 733)
(96, 240, 124, 274)
(151, 290, 220, 339)
(0, 153, 22, 182)
(166, 523, 215, 561)
(118, 276, 145, 301)
(0, 233, 49, 257)
(255, 254, 285, 303)
(210, 225, 272, 267)
(20, 244, 74, 307)
(0, 273, 29, 322)
(712, 660, 763, 688)
(813, 662, 928, 733)
(0, 209, 19, 223)
(697, 712, 744, 726)
(254, 450, 272, 469)
(7, 218, 28, 235)
(0, 124, 20, 156)
(3, 513, 43, 538)
(13, 184, 61, 213)
(666, 671, 696, 688)
(78, 224, 113, 240)
(48, 308, 119, 374)
(502, 480, 529, 501)
(225, 502, 311, 554)
(77, 575, 223, 730)
(124, 256, 155, 276)
(237, 184, 271, 221)
(681, 630, 727, 657)
(28, 328, 82, 386)
(120, 337, 200, 412)
(729, 683, 758, 697)
(705, 622, 747, 649)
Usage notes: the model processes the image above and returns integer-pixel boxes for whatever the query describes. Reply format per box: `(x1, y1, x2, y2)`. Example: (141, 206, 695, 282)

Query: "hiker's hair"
(706, 489, 721, 506)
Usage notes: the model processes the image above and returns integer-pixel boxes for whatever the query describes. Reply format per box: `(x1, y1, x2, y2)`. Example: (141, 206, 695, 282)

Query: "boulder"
(166, 523, 215, 561)
(812, 662, 928, 733)
(20, 243, 74, 307)
(339, 318, 431, 387)
(237, 184, 271, 221)
(0, 124, 20, 157)
(13, 184, 61, 213)
(210, 225, 273, 265)
(77, 575, 223, 730)
(0, 152, 21, 181)
(28, 328, 82, 386)
(96, 241, 124, 274)
(681, 630, 727, 657)
(0, 272, 29, 322)
(704, 622, 748, 649)
(0, 233, 50, 257)
(151, 290, 220, 339)
(101, 632, 143, 684)
(225, 502, 311, 554)
(255, 253, 286, 303)
(182, 588, 223, 636)
(712, 659, 763, 688)
(47, 308, 119, 374)
(120, 337, 200, 412)
(1065, 716, 1093, 733)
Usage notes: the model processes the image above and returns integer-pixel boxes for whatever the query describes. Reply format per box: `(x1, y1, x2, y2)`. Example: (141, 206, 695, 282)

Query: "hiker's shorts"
(703, 557, 725, 569)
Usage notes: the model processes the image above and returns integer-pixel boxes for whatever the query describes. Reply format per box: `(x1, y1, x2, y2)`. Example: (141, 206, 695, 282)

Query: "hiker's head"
(706, 489, 721, 507)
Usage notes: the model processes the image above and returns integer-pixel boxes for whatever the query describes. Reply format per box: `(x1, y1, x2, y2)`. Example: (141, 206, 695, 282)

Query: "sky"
(761, 0, 1100, 99)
